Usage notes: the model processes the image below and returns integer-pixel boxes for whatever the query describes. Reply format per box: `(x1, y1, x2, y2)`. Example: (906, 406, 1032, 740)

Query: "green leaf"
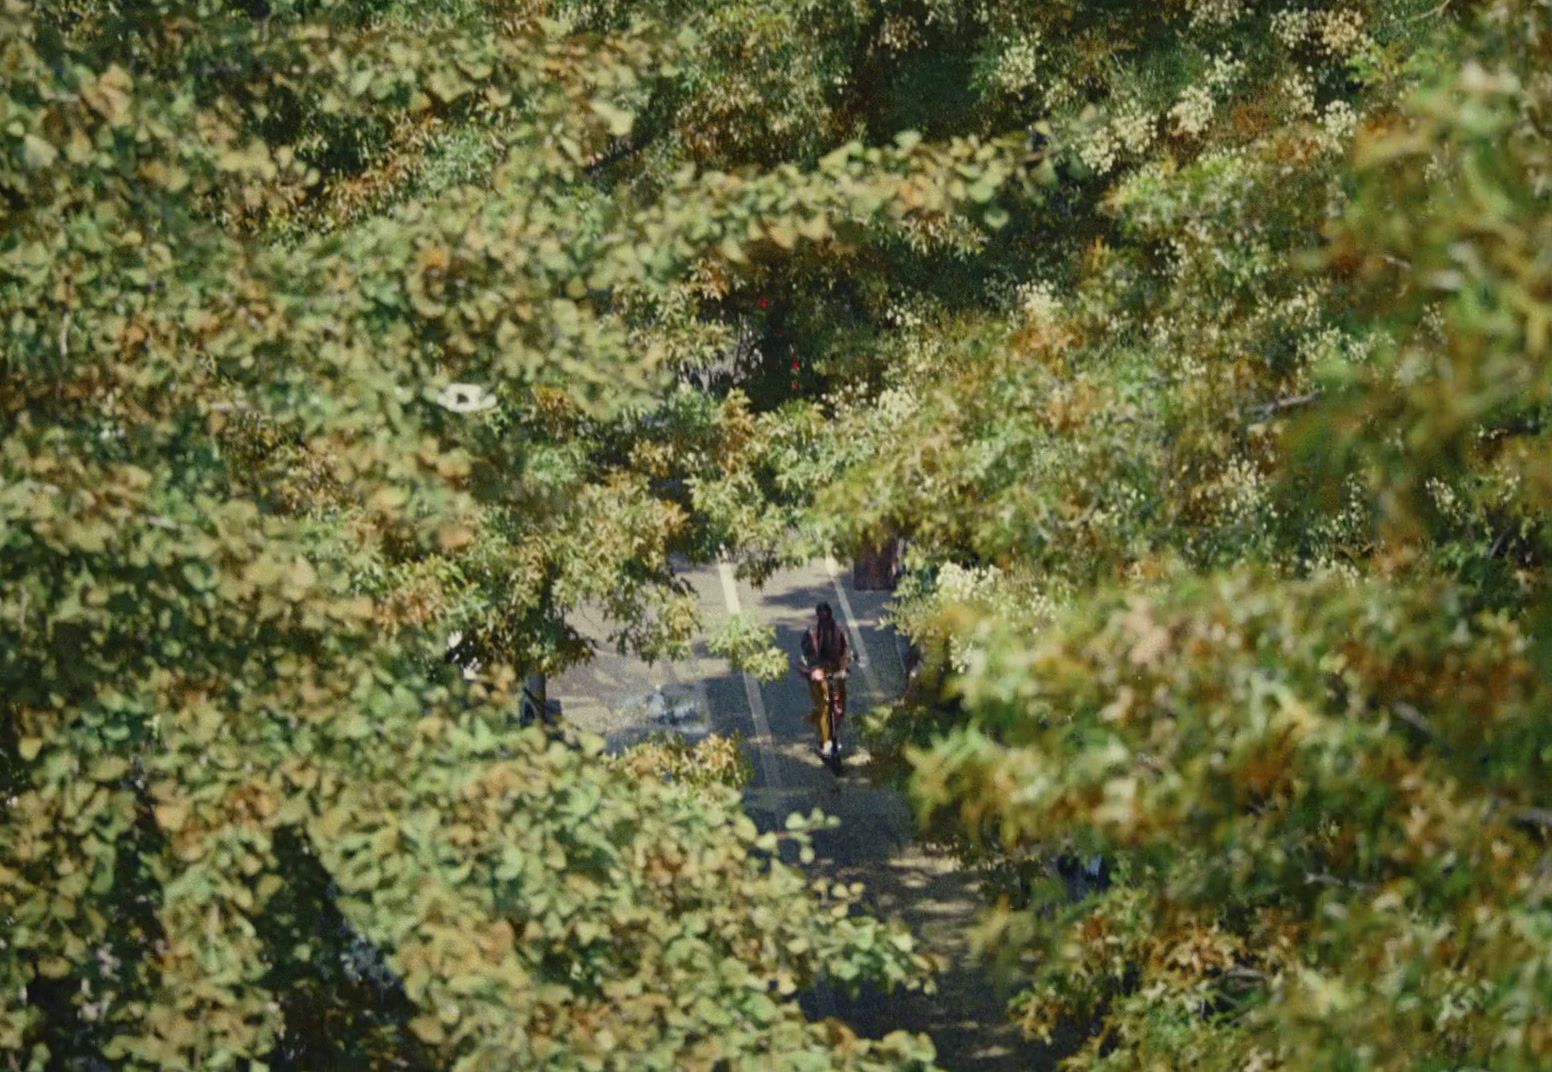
(967, 178, 997, 203)
(591, 101, 635, 138)
(21, 134, 56, 170)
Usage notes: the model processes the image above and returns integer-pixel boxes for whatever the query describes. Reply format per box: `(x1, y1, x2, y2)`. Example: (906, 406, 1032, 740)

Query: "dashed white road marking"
(824, 555, 882, 701)
(717, 561, 781, 791)
(690, 674, 712, 736)
(718, 560, 841, 1021)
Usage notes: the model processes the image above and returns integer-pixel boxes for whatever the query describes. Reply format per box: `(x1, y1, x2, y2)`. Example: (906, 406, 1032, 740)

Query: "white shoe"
(819, 741, 833, 758)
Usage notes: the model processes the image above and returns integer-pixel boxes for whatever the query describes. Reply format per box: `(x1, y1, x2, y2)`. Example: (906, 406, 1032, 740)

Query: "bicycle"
(798, 604, 851, 772)
(805, 666, 847, 773)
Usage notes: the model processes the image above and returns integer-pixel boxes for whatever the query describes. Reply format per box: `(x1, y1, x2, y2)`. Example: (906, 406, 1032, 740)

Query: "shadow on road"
(556, 560, 1059, 1070)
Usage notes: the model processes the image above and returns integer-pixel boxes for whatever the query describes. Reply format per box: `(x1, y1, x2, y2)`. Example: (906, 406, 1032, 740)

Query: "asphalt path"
(552, 559, 1052, 1070)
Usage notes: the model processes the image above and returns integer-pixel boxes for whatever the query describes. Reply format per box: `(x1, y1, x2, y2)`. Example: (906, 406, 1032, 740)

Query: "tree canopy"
(4, 0, 1551, 1069)
(0, 0, 1006, 1066)
(750, 0, 1552, 1067)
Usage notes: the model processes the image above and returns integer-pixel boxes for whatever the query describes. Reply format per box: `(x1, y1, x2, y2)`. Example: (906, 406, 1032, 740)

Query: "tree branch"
(584, 109, 663, 177)
(1408, 0, 1453, 20)
(1246, 391, 1322, 421)
(1509, 806, 1552, 830)
(1222, 966, 1267, 986)
(1390, 702, 1437, 741)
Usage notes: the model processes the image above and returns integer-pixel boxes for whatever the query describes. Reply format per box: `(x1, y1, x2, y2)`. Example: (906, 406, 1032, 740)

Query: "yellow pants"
(807, 672, 846, 746)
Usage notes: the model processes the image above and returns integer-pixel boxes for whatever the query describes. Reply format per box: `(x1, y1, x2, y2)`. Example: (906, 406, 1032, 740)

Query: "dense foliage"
(0, 0, 1023, 1067)
(6, 0, 1550, 1068)
(551, 0, 1552, 1065)
(737, 0, 1552, 1068)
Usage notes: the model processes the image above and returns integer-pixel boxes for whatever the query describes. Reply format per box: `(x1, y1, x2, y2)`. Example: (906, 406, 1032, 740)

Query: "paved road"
(552, 558, 1052, 1071)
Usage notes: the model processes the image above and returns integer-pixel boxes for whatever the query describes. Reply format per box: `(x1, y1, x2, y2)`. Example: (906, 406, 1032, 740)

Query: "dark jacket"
(801, 621, 848, 673)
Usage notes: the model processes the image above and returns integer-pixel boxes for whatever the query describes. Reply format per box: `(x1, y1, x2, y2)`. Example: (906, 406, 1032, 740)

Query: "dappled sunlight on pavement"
(553, 559, 1055, 1070)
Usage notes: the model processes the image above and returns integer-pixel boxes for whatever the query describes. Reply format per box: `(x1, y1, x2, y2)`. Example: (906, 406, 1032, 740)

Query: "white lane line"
(717, 561, 781, 791)
(719, 561, 838, 1022)
(823, 556, 881, 700)
(690, 675, 712, 737)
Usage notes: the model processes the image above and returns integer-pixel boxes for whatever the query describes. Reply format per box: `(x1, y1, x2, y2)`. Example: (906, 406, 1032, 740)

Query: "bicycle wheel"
(829, 677, 845, 753)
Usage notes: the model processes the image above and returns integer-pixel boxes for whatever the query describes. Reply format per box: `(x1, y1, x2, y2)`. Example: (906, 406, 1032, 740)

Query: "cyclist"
(799, 602, 849, 759)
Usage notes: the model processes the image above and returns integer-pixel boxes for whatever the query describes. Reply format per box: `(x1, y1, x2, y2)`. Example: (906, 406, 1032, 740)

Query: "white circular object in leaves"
(434, 383, 497, 413)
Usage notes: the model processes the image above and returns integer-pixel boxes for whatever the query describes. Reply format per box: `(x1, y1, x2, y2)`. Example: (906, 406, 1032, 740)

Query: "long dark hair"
(814, 603, 842, 655)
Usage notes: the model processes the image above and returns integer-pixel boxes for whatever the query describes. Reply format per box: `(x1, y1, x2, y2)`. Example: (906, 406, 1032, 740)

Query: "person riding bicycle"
(799, 602, 849, 758)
